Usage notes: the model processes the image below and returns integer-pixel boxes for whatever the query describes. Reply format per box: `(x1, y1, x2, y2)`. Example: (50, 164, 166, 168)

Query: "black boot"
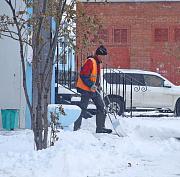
(96, 111, 112, 134)
(73, 115, 82, 131)
(96, 127, 112, 134)
(74, 127, 80, 131)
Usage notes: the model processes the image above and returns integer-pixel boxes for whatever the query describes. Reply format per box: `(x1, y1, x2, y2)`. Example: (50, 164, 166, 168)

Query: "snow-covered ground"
(0, 113, 180, 177)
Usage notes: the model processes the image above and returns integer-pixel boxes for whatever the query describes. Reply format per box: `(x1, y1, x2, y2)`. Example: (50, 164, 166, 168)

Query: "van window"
(125, 73, 145, 85)
(103, 73, 123, 84)
(103, 73, 145, 86)
(144, 75, 164, 87)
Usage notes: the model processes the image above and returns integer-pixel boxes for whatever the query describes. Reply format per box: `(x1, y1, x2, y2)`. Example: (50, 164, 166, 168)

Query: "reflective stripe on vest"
(76, 58, 100, 92)
(90, 75, 97, 78)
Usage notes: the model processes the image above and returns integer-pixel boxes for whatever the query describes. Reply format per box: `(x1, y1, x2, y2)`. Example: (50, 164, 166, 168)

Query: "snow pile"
(0, 115, 180, 177)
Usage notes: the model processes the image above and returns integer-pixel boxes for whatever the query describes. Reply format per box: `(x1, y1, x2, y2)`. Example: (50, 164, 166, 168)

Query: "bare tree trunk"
(43, 90, 49, 148)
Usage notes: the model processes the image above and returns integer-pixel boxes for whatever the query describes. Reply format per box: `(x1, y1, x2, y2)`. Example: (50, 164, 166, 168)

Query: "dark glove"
(90, 84, 97, 91)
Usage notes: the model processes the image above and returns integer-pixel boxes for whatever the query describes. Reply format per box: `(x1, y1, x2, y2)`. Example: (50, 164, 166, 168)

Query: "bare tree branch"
(5, 0, 34, 123)
(42, 0, 66, 90)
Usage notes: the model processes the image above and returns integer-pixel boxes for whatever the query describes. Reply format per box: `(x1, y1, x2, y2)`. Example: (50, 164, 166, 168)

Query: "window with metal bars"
(155, 28, 168, 42)
(114, 29, 127, 44)
(175, 28, 180, 42)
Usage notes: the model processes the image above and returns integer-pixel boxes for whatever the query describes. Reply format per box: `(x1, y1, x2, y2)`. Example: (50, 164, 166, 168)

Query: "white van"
(101, 69, 180, 116)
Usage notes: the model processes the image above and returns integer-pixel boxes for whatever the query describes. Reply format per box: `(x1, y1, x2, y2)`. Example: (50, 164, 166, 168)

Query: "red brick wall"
(77, 2, 180, 84)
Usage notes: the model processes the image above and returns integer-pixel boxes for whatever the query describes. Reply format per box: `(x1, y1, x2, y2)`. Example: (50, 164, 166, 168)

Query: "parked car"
(101, 69, 180, 116)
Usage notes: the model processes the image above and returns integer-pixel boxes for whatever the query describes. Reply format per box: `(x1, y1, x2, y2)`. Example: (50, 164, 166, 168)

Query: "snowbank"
(0, 115, 180, 177)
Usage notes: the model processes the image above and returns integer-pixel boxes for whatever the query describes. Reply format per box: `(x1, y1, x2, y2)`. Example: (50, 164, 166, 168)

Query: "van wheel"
(105, 97, 124, 116)
(175, 100, 180, 116)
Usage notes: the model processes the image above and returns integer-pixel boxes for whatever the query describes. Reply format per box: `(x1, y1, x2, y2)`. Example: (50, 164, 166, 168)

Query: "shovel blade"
(111, 119, 127, 137)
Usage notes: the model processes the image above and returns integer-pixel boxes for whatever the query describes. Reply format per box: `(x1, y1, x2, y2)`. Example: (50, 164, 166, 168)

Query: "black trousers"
(74, 93, 106, 131)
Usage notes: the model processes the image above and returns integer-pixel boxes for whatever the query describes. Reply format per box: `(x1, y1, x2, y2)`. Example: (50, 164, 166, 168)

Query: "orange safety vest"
(76, 58, 101, 92)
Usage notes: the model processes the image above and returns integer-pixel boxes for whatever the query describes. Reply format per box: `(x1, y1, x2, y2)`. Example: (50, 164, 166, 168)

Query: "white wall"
(0, 1, 27, 129)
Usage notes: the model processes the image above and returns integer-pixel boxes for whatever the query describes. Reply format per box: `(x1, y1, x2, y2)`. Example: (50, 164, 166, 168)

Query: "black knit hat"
(96, 45, 107, 55)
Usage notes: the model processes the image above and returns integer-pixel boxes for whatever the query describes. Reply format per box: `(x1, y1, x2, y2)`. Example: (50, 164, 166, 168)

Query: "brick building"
(77, 0, 180, 85)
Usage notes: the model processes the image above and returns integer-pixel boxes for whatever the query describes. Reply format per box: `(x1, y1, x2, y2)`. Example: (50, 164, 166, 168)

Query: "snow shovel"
(60, 84, 127, 136)
(97, 89, 128, 137)
(107, 113, 127, 137)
